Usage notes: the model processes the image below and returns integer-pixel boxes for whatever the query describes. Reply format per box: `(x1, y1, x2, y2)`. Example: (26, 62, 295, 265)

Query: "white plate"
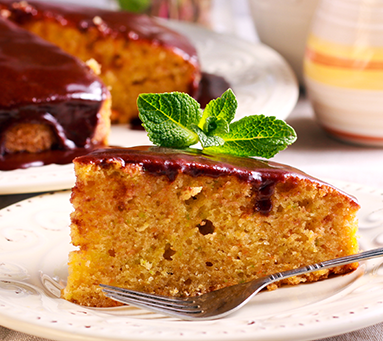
(0, 21, 298, 195)
(0, 127, 151, 195)
(1, 181, 383, 341)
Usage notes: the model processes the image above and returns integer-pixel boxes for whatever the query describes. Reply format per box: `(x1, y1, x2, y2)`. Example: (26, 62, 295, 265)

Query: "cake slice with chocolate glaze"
(0, 0, 201, 123)
(0, 17, 111, 170)
(62, 146, 359, 307)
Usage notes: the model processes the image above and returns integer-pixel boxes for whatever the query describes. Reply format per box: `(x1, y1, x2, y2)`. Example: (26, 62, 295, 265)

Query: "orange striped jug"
(304, 0, 383, 146)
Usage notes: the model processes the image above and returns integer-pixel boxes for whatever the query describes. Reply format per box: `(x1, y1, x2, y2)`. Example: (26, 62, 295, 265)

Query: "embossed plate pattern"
(0, 20, 298, 195)
(1, 181, 383, 341)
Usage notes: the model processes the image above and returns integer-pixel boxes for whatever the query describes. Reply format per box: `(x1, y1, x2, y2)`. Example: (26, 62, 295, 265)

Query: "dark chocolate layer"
(0, 1, 200, 96)
(75, 146, 306, 182)
(0, 147, 92, 170)
(0, 16, 108, 158)
(74, 146, 359, 214)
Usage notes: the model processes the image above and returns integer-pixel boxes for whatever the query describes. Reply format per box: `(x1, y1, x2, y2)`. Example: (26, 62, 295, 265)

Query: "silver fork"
(100, 247, 383, 320)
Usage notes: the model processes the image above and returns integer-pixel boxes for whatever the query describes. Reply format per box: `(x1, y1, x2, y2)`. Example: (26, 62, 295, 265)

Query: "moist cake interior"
(62, 147, 359, 307)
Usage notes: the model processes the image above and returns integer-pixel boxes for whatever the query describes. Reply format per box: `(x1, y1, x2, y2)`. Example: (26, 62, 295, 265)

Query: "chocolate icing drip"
(75, 146, 318, 215)
(78, 146, 297, 182)
(0, 17, 106, 108)
(0, 147, 92, 170)
(0, 101, 102, 152)
(0, 16, 107, 166)
(74, 146, 359, 213)
(0, 0, 201, 95)
(253, 180, 276, 214)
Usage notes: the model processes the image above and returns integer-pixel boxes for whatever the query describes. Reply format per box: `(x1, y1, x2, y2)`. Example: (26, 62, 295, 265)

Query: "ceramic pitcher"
(304, 0, 383, 146)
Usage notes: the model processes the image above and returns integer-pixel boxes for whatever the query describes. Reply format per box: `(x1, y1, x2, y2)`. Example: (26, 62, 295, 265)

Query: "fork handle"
(266, 247, 383, 284)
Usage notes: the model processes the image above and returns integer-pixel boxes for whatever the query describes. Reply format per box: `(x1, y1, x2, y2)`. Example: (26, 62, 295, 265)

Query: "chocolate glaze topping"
(74, 146, 359, 214)
(76, 146, 301, 183)
(0, 16, 108, 163)
(0, 1, 199, 67)
(6, 0, 197, 53)
(0, 147, 92, 171)
(0, 1, 213, 171)
(0, 1, 200, 95)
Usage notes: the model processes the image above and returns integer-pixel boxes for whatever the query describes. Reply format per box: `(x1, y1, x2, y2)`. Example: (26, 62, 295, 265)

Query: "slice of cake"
(62, 146, 359, 307)
(0, 16, 111, 170)
(0, 0, 201, 123)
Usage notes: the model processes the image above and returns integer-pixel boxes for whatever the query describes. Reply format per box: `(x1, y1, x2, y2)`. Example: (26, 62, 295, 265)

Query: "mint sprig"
(198, 88, 237, 132)
(204, 115, 297, 158)
(138, 92, 201, 148)
(137, 89, 296, 158)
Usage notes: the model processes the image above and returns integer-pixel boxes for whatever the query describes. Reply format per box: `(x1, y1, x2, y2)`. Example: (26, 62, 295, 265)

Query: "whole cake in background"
(62, 146, 359, 307)
(0, 0, 201, 124)
(0, 16, 111, 170)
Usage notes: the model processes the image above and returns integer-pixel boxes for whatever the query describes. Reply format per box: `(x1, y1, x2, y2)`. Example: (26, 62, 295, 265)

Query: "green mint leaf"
(199, 89, 237, 130)
(204, 116, 230, 136)
(137, 90, 297, 158)
(205, 115, 297, 158)
(191, 125, 225, 148)
(118, 0, 151, 13)
(138, 92, 202, 148)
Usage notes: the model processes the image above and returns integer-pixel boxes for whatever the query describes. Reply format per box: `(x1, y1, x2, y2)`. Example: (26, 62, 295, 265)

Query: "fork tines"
(100, 284, 202, 314)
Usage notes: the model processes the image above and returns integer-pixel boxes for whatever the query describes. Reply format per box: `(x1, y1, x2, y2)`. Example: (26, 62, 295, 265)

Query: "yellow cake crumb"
(62, 147, 360, 307)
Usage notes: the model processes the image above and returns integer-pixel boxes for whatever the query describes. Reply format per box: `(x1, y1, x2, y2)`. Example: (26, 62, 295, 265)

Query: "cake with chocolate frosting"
(62, 146, 359, 307)
(0, 0, 201, 124)
(0, 16, 111, 170)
